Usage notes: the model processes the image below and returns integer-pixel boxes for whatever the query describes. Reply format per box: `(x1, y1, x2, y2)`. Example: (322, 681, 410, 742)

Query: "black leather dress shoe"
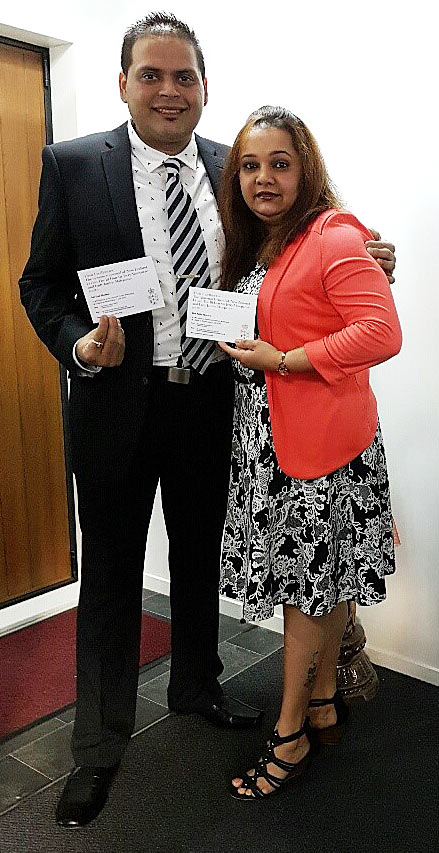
(56, 765, 119, 828)
(176, 694, 263, 729)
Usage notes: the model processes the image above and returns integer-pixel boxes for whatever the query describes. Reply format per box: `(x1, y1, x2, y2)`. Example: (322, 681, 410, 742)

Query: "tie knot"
(165, 158, 181, 179)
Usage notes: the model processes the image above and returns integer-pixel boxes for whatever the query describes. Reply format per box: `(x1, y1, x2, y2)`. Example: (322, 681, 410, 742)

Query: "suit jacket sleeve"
(304, 213, 402, 384)
(19, 145, 92, 373)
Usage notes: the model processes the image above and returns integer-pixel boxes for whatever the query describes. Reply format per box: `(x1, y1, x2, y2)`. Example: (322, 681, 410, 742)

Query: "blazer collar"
(195, 134, 224, 196)
(258, 231, 308, 341)
(100, 124, 225, 256)
(101, 123, 145, 260)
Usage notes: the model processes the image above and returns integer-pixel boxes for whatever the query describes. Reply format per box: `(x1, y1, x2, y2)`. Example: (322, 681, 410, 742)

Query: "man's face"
(119, 36, 207, 155)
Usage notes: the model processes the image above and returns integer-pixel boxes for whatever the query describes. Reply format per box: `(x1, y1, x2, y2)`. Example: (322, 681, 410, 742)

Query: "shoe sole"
(312, 722, 346, 745)
(172, 707, 263, 729)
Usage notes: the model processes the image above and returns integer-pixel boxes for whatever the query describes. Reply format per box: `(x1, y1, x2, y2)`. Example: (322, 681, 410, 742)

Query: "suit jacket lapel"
(100, 127, 224, 257)
(195, 135, 224, 197)
(101, 123, 145, 260)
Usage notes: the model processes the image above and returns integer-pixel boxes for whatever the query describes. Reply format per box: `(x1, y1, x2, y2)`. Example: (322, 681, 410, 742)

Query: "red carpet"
(0, 608, 171, 740)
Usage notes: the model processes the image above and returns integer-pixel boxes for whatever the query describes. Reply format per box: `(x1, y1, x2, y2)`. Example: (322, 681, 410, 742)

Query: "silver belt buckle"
(167, 366, 191, 385)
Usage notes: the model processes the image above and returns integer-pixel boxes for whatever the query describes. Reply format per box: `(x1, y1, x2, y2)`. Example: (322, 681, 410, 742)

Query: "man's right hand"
(76, 315, 125, 367)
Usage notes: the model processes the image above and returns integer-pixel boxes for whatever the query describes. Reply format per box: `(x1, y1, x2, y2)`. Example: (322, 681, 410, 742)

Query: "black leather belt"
(149, 361, 228, 385)
(150, 366, 192, 384)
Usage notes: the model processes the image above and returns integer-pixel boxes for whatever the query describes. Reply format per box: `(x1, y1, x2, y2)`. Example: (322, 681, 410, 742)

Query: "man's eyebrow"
(137, 65, 196, 74)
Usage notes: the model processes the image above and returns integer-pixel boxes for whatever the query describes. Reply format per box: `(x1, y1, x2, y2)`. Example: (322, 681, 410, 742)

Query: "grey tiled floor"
(0, 590, 282, 816)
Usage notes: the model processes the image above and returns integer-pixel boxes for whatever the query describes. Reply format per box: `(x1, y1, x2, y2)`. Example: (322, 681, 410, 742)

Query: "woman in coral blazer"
(218, 106, 402, 801)
(259, 207, 401, 479)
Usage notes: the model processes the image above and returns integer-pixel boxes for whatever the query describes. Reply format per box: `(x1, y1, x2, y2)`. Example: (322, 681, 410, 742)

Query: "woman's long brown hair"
(219, 106, 342, 291)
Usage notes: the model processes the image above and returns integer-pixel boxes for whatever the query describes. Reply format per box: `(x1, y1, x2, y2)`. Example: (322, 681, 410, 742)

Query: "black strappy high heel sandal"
(230, 723, 311, 801)
(308, 691, 349, 745)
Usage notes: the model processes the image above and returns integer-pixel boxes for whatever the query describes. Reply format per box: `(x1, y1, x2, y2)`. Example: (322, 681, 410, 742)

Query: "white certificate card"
(186, 287, 257, 342)
(77, 257, 164, 322)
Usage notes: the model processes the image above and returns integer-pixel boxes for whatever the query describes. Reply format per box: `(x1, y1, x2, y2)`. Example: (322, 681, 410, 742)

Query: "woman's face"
(238, 126, 302, 225)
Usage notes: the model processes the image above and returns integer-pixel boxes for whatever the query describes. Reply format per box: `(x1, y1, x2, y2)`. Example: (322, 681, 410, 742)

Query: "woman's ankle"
(275, 715, 307, 739)
(308, 703, 337, 728)
(309, 684, 336, 703)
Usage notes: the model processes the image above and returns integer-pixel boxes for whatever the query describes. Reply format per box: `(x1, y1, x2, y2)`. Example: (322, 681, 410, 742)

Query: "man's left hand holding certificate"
(76, 257, 164, 368)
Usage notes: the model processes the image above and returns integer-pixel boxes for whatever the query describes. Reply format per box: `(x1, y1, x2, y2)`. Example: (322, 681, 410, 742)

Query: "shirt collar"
(128, 121, 198, 173)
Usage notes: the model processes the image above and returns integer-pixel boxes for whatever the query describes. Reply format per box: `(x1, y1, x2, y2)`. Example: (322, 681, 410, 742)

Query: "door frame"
(0, 36, 78, 610)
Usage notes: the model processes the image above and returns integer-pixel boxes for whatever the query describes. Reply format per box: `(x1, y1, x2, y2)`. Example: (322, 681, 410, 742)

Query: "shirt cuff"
(73, 343, 102, 374)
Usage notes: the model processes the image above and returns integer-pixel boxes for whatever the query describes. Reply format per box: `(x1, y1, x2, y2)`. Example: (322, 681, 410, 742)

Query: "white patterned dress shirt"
(74, 121, 225, 372)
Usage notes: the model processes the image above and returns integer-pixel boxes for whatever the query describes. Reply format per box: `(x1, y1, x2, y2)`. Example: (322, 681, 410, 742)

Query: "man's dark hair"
(121, 12, 205, 78)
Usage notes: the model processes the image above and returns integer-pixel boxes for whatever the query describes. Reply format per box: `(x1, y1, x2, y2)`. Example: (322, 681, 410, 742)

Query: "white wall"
(1, 1, 438, 684)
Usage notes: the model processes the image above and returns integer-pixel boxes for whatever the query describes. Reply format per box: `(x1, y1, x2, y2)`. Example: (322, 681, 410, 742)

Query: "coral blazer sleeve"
(257, 210, 402, 479)
(303, 214, 402, 384)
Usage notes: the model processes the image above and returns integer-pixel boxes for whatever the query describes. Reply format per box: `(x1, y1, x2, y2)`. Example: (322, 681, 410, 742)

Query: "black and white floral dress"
(220, 265, 396, 621)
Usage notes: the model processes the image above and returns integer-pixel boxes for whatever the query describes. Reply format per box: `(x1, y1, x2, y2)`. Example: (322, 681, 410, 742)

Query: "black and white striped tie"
(165, 158, 216, 374)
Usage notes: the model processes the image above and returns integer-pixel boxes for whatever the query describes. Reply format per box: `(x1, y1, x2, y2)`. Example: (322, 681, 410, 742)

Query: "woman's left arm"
(303, 215, 402, 385)
(219, 215, 402, 377)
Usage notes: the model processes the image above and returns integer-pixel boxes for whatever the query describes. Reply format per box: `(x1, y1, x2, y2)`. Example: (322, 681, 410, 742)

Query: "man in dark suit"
(19, 13, 262, 828)
(20, 11, 396, 828)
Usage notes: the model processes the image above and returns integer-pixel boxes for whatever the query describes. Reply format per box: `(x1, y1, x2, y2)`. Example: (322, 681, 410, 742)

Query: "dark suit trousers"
(68, 360, 233, 766)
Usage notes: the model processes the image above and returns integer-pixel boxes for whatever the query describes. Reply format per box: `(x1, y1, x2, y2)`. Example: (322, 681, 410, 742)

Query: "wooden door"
(0, 41, 76, 606)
